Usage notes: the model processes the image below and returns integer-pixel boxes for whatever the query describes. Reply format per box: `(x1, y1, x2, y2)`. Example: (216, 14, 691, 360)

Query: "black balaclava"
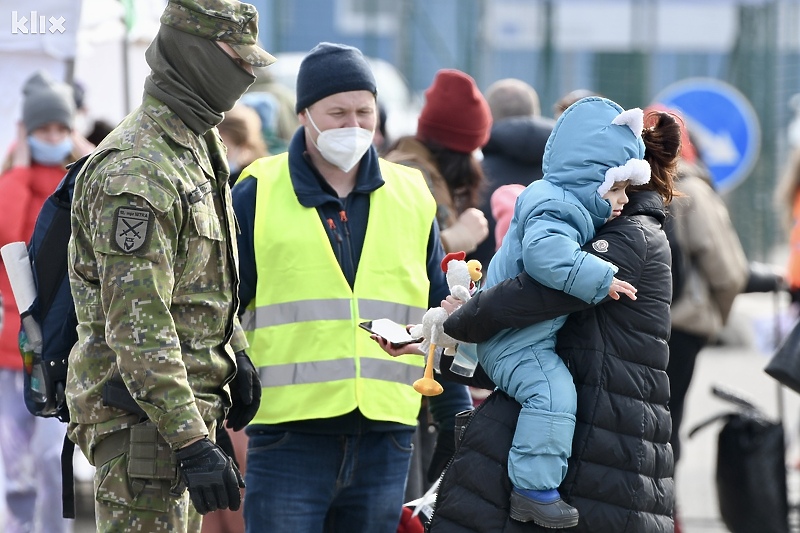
(144, 24, 255, 134)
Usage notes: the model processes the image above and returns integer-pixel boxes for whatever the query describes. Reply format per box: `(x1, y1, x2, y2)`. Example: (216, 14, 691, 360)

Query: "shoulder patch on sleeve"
(113, 206, 153, 253)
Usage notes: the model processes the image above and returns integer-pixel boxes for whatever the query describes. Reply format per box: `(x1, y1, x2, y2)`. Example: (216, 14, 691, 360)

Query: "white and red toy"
(411, 251, 482, 396)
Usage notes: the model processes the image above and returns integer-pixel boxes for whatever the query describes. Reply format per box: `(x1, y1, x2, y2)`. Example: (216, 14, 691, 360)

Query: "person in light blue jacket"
(479, 97, 653, 528)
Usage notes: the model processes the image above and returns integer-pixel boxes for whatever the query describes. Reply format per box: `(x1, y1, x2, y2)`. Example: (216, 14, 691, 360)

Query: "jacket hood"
(482, 115, 555, 166)
(542, 97, 649, 220)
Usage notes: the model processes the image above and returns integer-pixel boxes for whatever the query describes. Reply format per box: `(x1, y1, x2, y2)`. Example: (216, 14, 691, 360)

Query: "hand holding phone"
(359, 318, 422, 347)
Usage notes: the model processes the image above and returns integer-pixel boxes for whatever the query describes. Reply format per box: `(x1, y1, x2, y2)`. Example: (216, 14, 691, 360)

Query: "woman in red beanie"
(385, 69, 492, 256)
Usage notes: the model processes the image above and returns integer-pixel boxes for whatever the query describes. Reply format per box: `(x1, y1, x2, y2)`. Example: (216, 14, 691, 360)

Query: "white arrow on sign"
(683, 116, 740, 167)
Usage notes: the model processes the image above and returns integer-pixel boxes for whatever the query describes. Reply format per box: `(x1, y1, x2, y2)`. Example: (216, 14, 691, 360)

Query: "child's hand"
(441, 295, 464, 315)
(609, 277, 637, 300)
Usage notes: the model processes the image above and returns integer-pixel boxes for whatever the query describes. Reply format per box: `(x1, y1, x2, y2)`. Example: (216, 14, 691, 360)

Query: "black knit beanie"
(295, 42, 377, 113)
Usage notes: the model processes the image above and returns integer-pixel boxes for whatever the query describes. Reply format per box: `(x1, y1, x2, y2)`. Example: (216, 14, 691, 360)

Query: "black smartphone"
(359, 318, 421, 346)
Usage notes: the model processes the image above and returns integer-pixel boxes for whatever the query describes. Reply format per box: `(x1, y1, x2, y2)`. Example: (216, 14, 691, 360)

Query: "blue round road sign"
(653, 78, 761, 192)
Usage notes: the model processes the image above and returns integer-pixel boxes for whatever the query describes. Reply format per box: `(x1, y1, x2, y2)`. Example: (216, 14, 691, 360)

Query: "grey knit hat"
(295, 43, 377, 113)
(22, 71, 75, 133)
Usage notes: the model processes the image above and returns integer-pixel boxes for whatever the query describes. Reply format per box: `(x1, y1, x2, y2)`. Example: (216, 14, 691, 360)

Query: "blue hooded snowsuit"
(479, 97, 649, 491)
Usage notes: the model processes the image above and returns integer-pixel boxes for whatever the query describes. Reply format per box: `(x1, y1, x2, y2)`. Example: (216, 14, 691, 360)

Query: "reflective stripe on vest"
(241, 153, 436, 426)
(240, 298, 424, 330)
(258, 357, 421, 387)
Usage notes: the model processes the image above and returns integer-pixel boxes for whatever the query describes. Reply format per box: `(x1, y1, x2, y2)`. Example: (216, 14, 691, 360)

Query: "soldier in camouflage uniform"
(66, 1, 275, 531)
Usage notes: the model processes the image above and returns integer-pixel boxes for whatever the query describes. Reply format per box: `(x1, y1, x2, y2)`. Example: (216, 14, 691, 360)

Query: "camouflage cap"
(160, 0, 276, 67)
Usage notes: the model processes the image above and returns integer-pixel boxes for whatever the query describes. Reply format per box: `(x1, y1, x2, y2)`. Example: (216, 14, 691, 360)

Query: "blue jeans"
(243, 428, 414, 533)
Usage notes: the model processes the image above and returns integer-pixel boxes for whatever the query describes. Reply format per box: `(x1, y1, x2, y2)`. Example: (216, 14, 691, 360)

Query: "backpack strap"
(61, 434, 76, 519)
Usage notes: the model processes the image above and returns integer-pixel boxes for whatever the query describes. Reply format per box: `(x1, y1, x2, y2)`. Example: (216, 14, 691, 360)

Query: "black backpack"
(20, 155, 88, 423)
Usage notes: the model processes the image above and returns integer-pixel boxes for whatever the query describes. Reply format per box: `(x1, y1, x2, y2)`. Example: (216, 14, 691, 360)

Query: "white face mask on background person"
(306, 109, 374, 172)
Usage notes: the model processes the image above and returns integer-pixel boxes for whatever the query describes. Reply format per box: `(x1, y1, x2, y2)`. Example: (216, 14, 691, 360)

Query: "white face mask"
(306, 109, 374, 172)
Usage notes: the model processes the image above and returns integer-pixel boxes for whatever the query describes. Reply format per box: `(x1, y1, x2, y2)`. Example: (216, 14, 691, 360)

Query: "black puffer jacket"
(431, 190, 674, 533)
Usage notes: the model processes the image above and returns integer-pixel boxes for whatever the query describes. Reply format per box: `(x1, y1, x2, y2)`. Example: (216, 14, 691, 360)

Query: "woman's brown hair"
(639, 110, 682, 204)
(426, 140, 485, 210)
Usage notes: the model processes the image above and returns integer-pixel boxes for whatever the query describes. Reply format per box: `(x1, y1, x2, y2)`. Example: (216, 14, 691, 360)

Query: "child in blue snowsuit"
(478, 97, 653, 528)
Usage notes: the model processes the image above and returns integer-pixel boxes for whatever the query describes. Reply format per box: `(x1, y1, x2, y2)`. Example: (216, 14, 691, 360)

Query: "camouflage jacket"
(67, 94, 247, 458)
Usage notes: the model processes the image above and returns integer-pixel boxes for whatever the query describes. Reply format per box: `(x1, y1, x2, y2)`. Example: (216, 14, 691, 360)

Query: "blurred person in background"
(471, 78, 555, 268)
(242, 65, 299, 154)
(70, 80, 116, 152)
(218, 103, 269, 186)
(776, 145, 800, 305)
(552, 89, 598, 120)
(0, 69, 91, 533)
(385, 68, 490, 256)
(383, 68, 488, 500)
(373, 101, 389, 154)
(85, 120, 116, 149)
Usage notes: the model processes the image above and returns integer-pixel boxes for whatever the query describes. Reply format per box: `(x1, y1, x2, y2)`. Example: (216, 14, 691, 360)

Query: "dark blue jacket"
(232, 128, 467, 433)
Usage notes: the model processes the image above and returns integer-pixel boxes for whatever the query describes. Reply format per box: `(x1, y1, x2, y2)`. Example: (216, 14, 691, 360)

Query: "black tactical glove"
(226, 351, 261, 431)
(215, 425, 239, 470)
(427, 430, 456, 483)
(175, 437, 245, 514)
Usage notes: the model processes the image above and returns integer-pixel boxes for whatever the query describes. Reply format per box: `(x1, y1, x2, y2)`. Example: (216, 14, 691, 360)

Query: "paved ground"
(3, 291, 800, 532)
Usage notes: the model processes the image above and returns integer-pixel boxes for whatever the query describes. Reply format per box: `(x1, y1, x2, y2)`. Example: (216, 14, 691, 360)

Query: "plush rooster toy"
(411, 251, 482, 396)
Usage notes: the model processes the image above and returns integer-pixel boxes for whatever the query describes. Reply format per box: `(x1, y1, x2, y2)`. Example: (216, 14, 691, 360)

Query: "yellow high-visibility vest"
(241, 153, 436, 426)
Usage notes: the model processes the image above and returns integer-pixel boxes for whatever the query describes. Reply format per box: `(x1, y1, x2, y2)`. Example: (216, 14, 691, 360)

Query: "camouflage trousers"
(91, 420, 214, 533)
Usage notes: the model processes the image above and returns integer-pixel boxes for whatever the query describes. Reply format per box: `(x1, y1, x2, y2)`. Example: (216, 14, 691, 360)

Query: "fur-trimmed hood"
(542, 97, 649, 220)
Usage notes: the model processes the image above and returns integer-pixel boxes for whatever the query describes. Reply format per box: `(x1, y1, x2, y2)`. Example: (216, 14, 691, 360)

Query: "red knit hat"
(417, 69, 492, 153)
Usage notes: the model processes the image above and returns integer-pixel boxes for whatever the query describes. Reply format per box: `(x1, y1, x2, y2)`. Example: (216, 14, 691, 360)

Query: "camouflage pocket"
(127, 421, 178, 481)
(94, 423, 180, 513)
(190, 200, 223, 241)
(96, 453, 173, 513)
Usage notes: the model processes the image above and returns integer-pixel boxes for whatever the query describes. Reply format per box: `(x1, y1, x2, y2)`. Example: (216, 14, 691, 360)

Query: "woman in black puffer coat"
(428, 110, 681, 533)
